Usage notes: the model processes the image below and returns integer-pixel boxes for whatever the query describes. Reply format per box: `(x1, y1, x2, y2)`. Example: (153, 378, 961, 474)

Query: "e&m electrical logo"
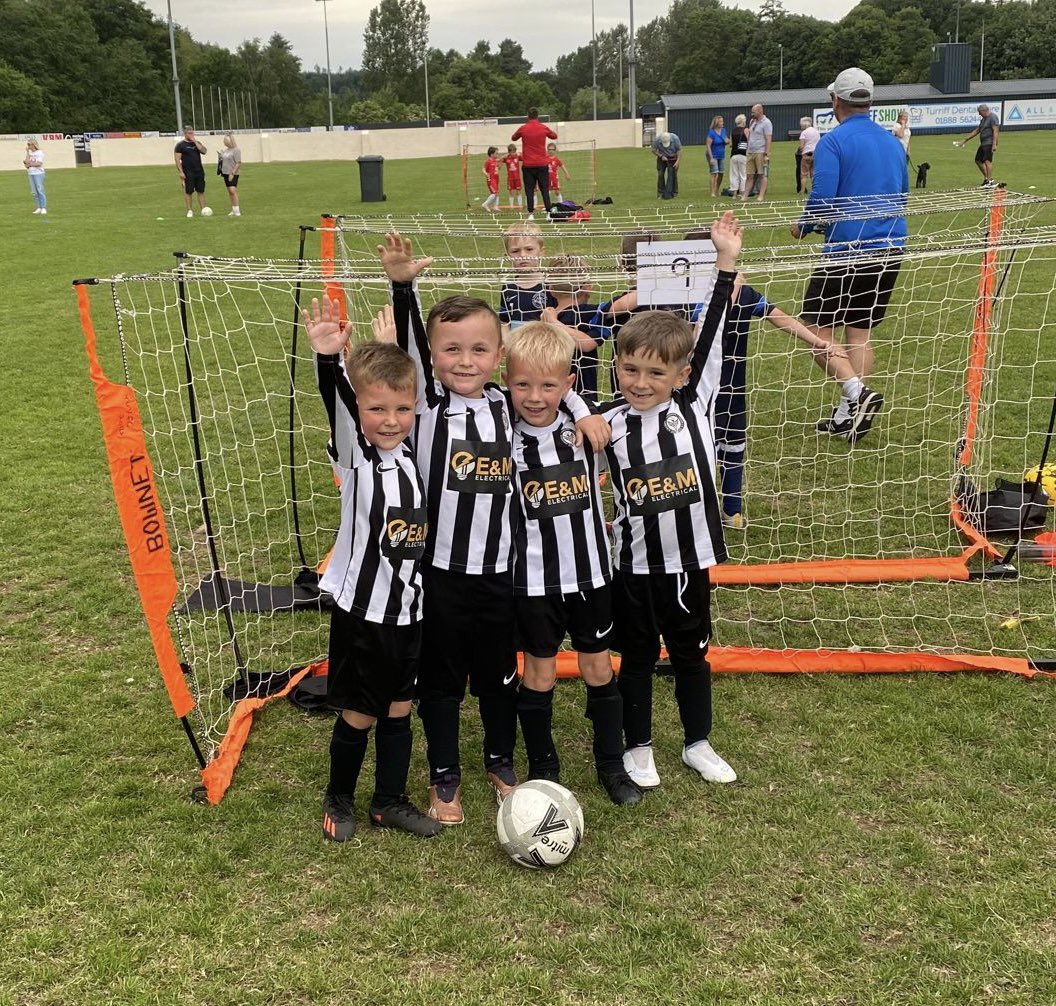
(623, 455, 701, 515)
(382, 507, 428, 560)
(520, 461, 591, 520)
(447, 438, 512, 494)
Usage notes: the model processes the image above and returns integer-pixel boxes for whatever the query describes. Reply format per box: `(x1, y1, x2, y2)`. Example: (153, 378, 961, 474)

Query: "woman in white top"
(219, 134, 242, 216)
(24, 140, 46, 215)
(797, 117, 821, 194)
(893, 111, 911, 161)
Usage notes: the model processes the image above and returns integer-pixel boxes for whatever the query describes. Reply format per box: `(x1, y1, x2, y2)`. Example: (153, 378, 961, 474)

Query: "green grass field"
(2, 134, 1056, 1006)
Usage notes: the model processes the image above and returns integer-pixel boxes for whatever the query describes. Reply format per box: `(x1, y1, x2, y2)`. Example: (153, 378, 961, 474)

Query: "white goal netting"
(78, 188, 1056, 799)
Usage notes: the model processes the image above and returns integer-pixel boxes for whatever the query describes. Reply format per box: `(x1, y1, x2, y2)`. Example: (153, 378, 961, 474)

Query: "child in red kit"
(482, 146, 500, 213)
(502, 144, 523, 209)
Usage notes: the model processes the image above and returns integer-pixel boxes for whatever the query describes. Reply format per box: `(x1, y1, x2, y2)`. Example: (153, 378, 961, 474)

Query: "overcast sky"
(144, 0, 858, 75)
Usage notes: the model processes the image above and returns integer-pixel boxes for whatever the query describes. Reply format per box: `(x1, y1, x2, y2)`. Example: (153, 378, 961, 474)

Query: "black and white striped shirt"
(315, 354, 427, 625)
(601, 269, 734, 575)
(392, 281, 595, 575)
(512, 415, 612, 596)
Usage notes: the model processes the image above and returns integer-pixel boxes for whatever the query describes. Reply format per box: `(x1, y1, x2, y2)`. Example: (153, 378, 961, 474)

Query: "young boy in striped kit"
(505, 321, 641, 805)
(303, 297, 441, 842)
(601, 210, 742, 791)
(378, 233, 608, 825)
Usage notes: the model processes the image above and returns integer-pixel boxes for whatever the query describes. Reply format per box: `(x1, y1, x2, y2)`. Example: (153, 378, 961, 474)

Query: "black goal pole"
(288, 225, 311, 574)
(174, 253, 249, 688)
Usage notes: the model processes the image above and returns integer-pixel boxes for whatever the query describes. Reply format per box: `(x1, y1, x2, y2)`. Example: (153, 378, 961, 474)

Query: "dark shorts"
(975, 144, 993, 164)
(802, 251, 903, 331)
(611, 568, 712, 669)
(223, 173, 239, 188)
(515, 584, 614, 657)
(183, 172, 205, 195)
(326, 606, 420, 717)
(418, 565, 516, 700)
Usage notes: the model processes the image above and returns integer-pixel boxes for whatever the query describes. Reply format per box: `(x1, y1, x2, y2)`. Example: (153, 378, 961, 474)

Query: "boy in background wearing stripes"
(601, 210, 742, 791)
(379, 233, 608, 825)
(505, 321, 641, 805)
(303, 297, 441, 843)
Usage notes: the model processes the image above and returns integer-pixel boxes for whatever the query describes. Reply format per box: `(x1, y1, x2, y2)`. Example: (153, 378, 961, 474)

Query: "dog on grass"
(915, 162, 931, 189)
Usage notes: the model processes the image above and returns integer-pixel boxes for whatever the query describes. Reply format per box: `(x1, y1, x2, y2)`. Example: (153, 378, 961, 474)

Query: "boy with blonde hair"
(499, 220, 554, 332)
(505, 321, 640, 804)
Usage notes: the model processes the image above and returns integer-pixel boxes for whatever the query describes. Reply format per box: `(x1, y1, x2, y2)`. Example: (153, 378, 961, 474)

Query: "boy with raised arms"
(302, 298, 441, 842)
(378, 233, 608, 825)
(601, 210, 742, 791)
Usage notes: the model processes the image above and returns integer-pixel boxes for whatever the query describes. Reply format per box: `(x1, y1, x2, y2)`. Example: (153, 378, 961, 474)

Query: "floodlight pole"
(315, 0, 334, 130)
(591, 0, 598, 121)
(779, 43, 784, 90)
(424, 46, 431, 126)
(166, 0, 183, 132)
(628, 0, 637, 122)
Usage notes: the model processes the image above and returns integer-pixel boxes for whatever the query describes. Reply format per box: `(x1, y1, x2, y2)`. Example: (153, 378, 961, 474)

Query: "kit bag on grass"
(958, 476, 1050, 535)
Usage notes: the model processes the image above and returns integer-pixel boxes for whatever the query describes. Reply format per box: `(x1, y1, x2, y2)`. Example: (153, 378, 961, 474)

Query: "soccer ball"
(496, 780, 584, 869)
(200, 206, 213, 217)
(1024, 463, 1056, 505)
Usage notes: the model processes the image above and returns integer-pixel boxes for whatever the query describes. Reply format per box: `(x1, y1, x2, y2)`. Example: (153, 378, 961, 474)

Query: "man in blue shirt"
(791, 67, 908, 444)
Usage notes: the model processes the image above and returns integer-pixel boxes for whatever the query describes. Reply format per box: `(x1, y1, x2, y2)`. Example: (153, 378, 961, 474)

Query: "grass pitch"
(1, 133, 1056, 1005)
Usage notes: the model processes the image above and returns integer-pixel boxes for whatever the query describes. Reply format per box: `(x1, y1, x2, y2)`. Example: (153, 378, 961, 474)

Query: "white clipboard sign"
(635, 239, 717, 307)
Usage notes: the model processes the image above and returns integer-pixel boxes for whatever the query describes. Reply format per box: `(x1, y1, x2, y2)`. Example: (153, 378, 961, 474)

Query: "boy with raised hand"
(601, 210, 742, 792)
(505, 321, 641, 805)
(377, 232, 609, 825)
(302, 297, 441, 842)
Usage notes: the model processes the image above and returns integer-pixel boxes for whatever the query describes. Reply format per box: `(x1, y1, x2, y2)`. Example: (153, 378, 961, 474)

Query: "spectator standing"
(797, 116, 821, 194)
(174, 125, 209, 217)
(651, 131, 682, 199)
(742, 103, 773, 202)
(24, 140, 46, 214)
(728, 114, 749, 197)
(512, 108, 558, 216)
(956, 104, 999, 186)
(791, 67, 908, 445)
(219, 133, 242, 216)
(893, 111, 911, 163)
(705, 116, 728, 198)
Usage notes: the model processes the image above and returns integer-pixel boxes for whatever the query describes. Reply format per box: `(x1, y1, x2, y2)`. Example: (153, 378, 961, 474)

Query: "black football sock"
(518, 685, 559, 778)
(329, 715, 370, 797)
(479, 689, 519, 771)
(617, 661, 654, 749)
(416, 696, 462, 784)
(372, 714, 412, 809)
(585, 675, 626, 776)
(672, 659, 713, 747)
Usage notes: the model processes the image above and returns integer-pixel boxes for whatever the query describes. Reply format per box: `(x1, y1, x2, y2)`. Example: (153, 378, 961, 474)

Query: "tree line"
(1, 0, 1054, 134)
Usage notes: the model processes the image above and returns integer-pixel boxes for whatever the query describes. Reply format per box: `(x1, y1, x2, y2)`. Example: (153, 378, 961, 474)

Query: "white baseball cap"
(659, 132, 672, 145)
(828, 67, 874, 105)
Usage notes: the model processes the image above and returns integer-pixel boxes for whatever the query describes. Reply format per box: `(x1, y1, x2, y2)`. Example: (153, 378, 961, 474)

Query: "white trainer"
(682, 740, 737, 783)
(32, 208, 41, 214)
(39, 208, 47, 215)
(186, 210, 194, 218)
(622, 745, 661, 790)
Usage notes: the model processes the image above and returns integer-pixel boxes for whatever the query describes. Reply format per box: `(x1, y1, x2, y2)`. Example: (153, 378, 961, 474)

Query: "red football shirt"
(511, 118, 558, 167)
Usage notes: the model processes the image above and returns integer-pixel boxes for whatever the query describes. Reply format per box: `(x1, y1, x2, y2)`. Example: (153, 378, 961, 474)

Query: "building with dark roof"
(658, 45, 1056, 145)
